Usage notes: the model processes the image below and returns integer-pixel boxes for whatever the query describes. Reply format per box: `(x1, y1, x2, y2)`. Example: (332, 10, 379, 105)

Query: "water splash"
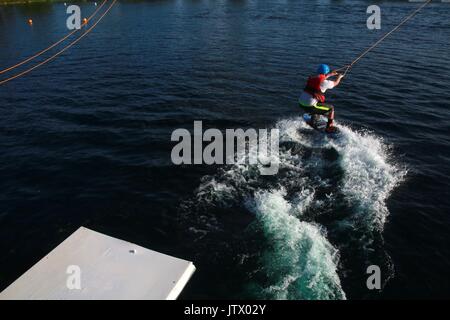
(330, 126, 406, 231)
(246, 188, 346, 300)
(180, 116, 405, 299)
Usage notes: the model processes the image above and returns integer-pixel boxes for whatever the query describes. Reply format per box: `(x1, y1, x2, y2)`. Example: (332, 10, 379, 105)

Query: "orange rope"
(0, 0, 116, 86)
(0, 0, 107, 75)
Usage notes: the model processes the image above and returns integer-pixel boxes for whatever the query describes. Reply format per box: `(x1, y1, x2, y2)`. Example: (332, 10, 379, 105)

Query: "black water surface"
(0, 0, 449, 299)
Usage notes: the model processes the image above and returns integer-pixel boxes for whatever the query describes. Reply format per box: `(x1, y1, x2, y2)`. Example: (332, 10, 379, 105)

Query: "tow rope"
(0, 0, 115, 86)
(336, 0, 433, 76)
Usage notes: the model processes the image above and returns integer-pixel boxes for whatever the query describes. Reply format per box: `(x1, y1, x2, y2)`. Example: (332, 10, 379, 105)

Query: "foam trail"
(277, 117, 406, 233)
(246, 189, 346, 300)
(188, 118, 346, 300)
(182, 116, 405, 299)
(330, 126, 407, 232)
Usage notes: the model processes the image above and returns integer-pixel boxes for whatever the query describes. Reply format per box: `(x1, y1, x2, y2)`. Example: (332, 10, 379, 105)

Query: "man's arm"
(326, 71, 344, 87)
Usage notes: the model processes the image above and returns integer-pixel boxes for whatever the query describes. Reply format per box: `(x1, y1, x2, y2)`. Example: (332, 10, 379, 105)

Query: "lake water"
(0, 0, 449, 299)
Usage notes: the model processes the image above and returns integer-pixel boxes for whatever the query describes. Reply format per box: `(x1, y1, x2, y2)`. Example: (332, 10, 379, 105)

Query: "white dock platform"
(0, 227, 195, 300)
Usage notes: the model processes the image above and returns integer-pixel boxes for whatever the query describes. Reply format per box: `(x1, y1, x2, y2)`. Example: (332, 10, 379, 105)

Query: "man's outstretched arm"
(326, 71, 344, 87)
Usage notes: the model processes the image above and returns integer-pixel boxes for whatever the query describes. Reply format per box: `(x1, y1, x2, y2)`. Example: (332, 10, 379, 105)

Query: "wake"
(179, 117, 406, 300)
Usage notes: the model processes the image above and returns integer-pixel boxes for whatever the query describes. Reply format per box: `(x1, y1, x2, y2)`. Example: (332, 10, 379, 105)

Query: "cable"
(0, 0, 117, 86)
(335, 0, 433, 75)
(0, 0, 107, 75)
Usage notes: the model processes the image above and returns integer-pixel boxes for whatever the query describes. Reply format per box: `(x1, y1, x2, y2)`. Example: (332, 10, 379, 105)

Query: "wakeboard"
(302, 113, 340, 136)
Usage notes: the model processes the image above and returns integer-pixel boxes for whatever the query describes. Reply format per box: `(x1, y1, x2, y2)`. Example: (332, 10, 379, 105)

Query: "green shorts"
(299, 103, 334, 115)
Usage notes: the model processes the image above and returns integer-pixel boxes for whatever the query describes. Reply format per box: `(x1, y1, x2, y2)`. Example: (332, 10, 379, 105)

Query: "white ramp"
(0, 227, 195, 300)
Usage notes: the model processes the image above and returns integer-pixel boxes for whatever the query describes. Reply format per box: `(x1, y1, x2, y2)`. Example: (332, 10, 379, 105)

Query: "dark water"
(0, 0, 449, 299)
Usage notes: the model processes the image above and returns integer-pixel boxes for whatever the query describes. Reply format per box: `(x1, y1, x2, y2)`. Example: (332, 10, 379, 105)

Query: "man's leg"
(299, 104, 316, 125)
(315, 103, 335, 128)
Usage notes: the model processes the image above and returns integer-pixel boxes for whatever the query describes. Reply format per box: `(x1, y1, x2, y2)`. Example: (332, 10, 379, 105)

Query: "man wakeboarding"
(299, 64, 344, 133)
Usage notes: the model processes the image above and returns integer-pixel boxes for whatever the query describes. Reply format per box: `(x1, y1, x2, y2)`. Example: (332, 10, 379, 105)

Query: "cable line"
(0, 0, 116, 86)
(336, 0, 433, 76)
(0, 0, 107, 75)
